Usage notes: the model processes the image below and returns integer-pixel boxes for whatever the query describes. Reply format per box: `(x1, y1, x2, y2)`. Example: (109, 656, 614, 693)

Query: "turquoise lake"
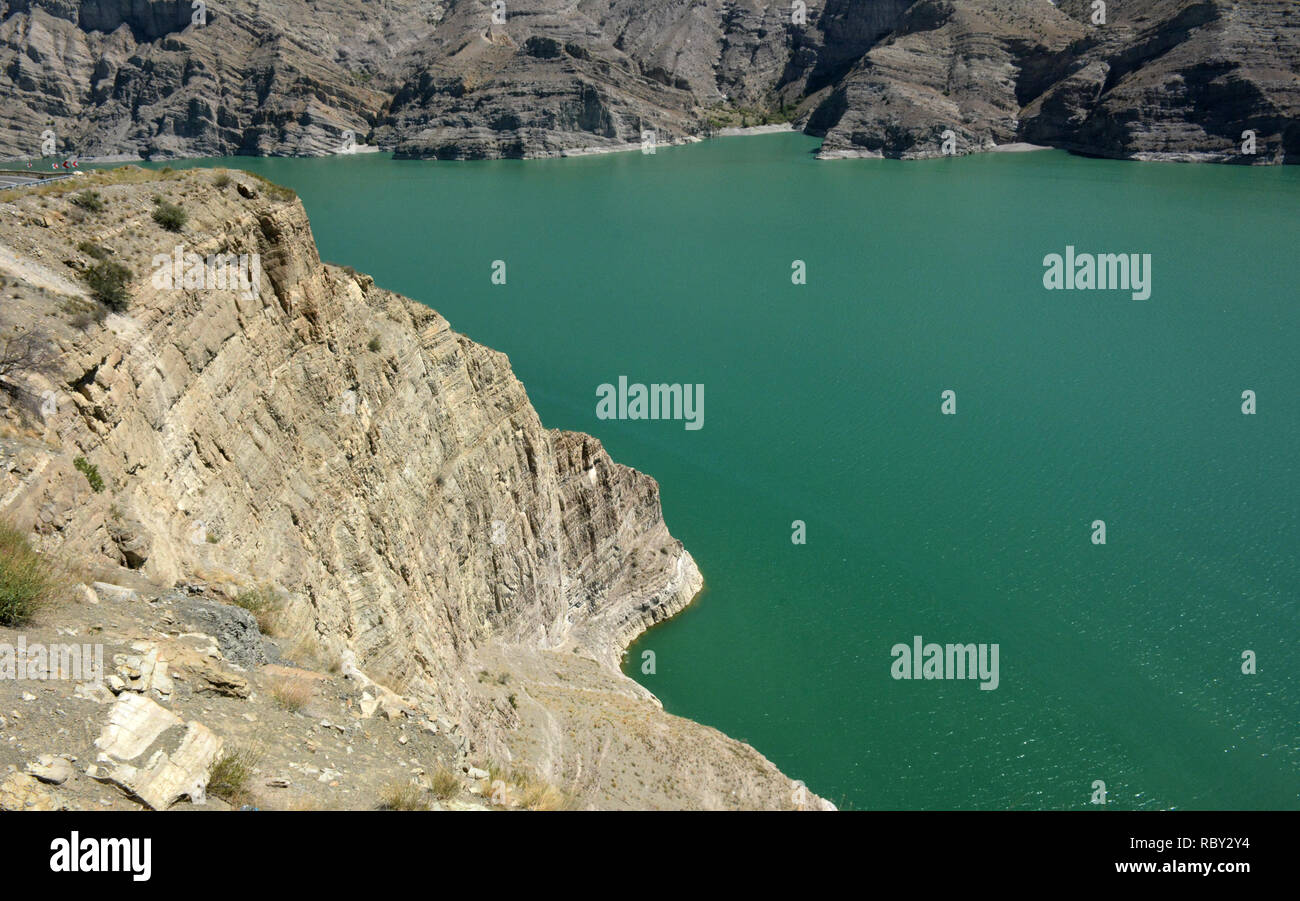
(151, 134, 1299, 809)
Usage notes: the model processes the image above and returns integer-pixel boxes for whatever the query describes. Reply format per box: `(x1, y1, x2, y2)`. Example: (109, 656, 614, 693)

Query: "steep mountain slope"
(1, 0, 1294, 163)
(376, 0, 799, 158)
(806, 0, 1085, 158)
(1019, 0, 1300, 162)
(0, 0, 439, 159)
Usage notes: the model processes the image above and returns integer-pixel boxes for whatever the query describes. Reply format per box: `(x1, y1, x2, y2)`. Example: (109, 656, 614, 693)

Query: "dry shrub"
(269, 674, 314, 712)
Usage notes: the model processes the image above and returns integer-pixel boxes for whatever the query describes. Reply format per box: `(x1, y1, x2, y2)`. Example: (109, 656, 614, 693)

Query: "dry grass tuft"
(269, 674, 314, 713)
(481, 761, 572, 810)
(377, 780, 429, 811)
(430, 765, 460, 801)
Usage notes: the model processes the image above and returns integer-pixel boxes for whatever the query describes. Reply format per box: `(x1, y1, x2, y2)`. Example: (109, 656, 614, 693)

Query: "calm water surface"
(151, 135, 1299, 809)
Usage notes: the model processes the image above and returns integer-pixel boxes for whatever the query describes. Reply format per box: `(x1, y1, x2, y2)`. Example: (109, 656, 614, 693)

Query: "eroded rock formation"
(1, 1, 1294, 163)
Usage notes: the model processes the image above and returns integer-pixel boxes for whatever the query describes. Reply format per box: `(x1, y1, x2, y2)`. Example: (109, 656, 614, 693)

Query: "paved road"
(0, 170, 78, 189)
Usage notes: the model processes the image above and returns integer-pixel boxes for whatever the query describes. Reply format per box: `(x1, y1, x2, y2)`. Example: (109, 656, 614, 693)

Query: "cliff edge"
(0, 167, 830, 810)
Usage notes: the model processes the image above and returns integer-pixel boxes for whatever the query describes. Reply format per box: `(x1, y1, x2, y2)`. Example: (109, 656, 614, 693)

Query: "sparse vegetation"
(0, 164, 184, 205)
(243, 171, 298, 202)
(233, 585, 284, 634)
(208, 744, 263, 807)
(58, 296, 104, 330)
(70, 190, 105, 212)
(368, 336, 382, 352)
(77, 240, 109, 260)
(151, 198, 188, 232)
(0, 327, 57, 388)
(72, 456, 104, 492)
(519, 779, 567, 811)
(378, 780, 429, 811)
(0, 519, 61, 625)
(212, 172, 231, 188)
(430, 766, 460, 800)
(83, 260, 132, 311)
(481, 761, 571, 810)
(269, 674, 314, 712)
(285, 632, 337, 673)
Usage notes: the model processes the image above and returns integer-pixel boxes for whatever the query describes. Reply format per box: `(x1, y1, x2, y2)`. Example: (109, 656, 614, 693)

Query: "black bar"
(7, 810, 1286, 885)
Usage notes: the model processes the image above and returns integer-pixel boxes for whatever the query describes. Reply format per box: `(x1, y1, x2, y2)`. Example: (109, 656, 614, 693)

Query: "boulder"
(91, 693, 223, 809)
(26, 755, 74, 785)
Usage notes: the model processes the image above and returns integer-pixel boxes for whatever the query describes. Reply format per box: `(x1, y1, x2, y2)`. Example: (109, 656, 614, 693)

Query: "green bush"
(73, 456, 104, 492)
(77, 240, 109, 261)
(233, 586, 283, 635)
(151, 199, 188, 232)
(0, 520, 60, 626)
(71, 190, 105, 212)
(208, 745, 263, 807)
(368, 336, 382, 353)
(83, 260, 132, 311)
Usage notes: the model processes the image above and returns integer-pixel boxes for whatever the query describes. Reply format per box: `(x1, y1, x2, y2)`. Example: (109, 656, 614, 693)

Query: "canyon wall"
(1, 0, 1294, 163)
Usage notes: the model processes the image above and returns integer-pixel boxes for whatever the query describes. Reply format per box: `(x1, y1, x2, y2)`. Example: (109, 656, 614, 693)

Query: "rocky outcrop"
(805, 0, 1298, 163)
(0, 0, 435, 159)
(806, 0, 1087, 158)
(376, 0, 799, 159)
(1017, 0, 1300, 163)
(0, 165, 698, 712)
(91, 692, 224, 809)
(2, 1, 1293, 163)
(0, 167, 824, 808)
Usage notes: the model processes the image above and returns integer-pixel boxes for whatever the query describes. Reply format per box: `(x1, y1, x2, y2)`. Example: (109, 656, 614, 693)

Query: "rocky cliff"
(2, 0, 1294, 163)
(0, 167, 828, 809)
(0, 0, 437, 158)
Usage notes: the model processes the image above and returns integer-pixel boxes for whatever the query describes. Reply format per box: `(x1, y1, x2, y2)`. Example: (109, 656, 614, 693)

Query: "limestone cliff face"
(0, 168, 824, 809)
(1, 167, 698, 696)
(2, 1, 1294, 164)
